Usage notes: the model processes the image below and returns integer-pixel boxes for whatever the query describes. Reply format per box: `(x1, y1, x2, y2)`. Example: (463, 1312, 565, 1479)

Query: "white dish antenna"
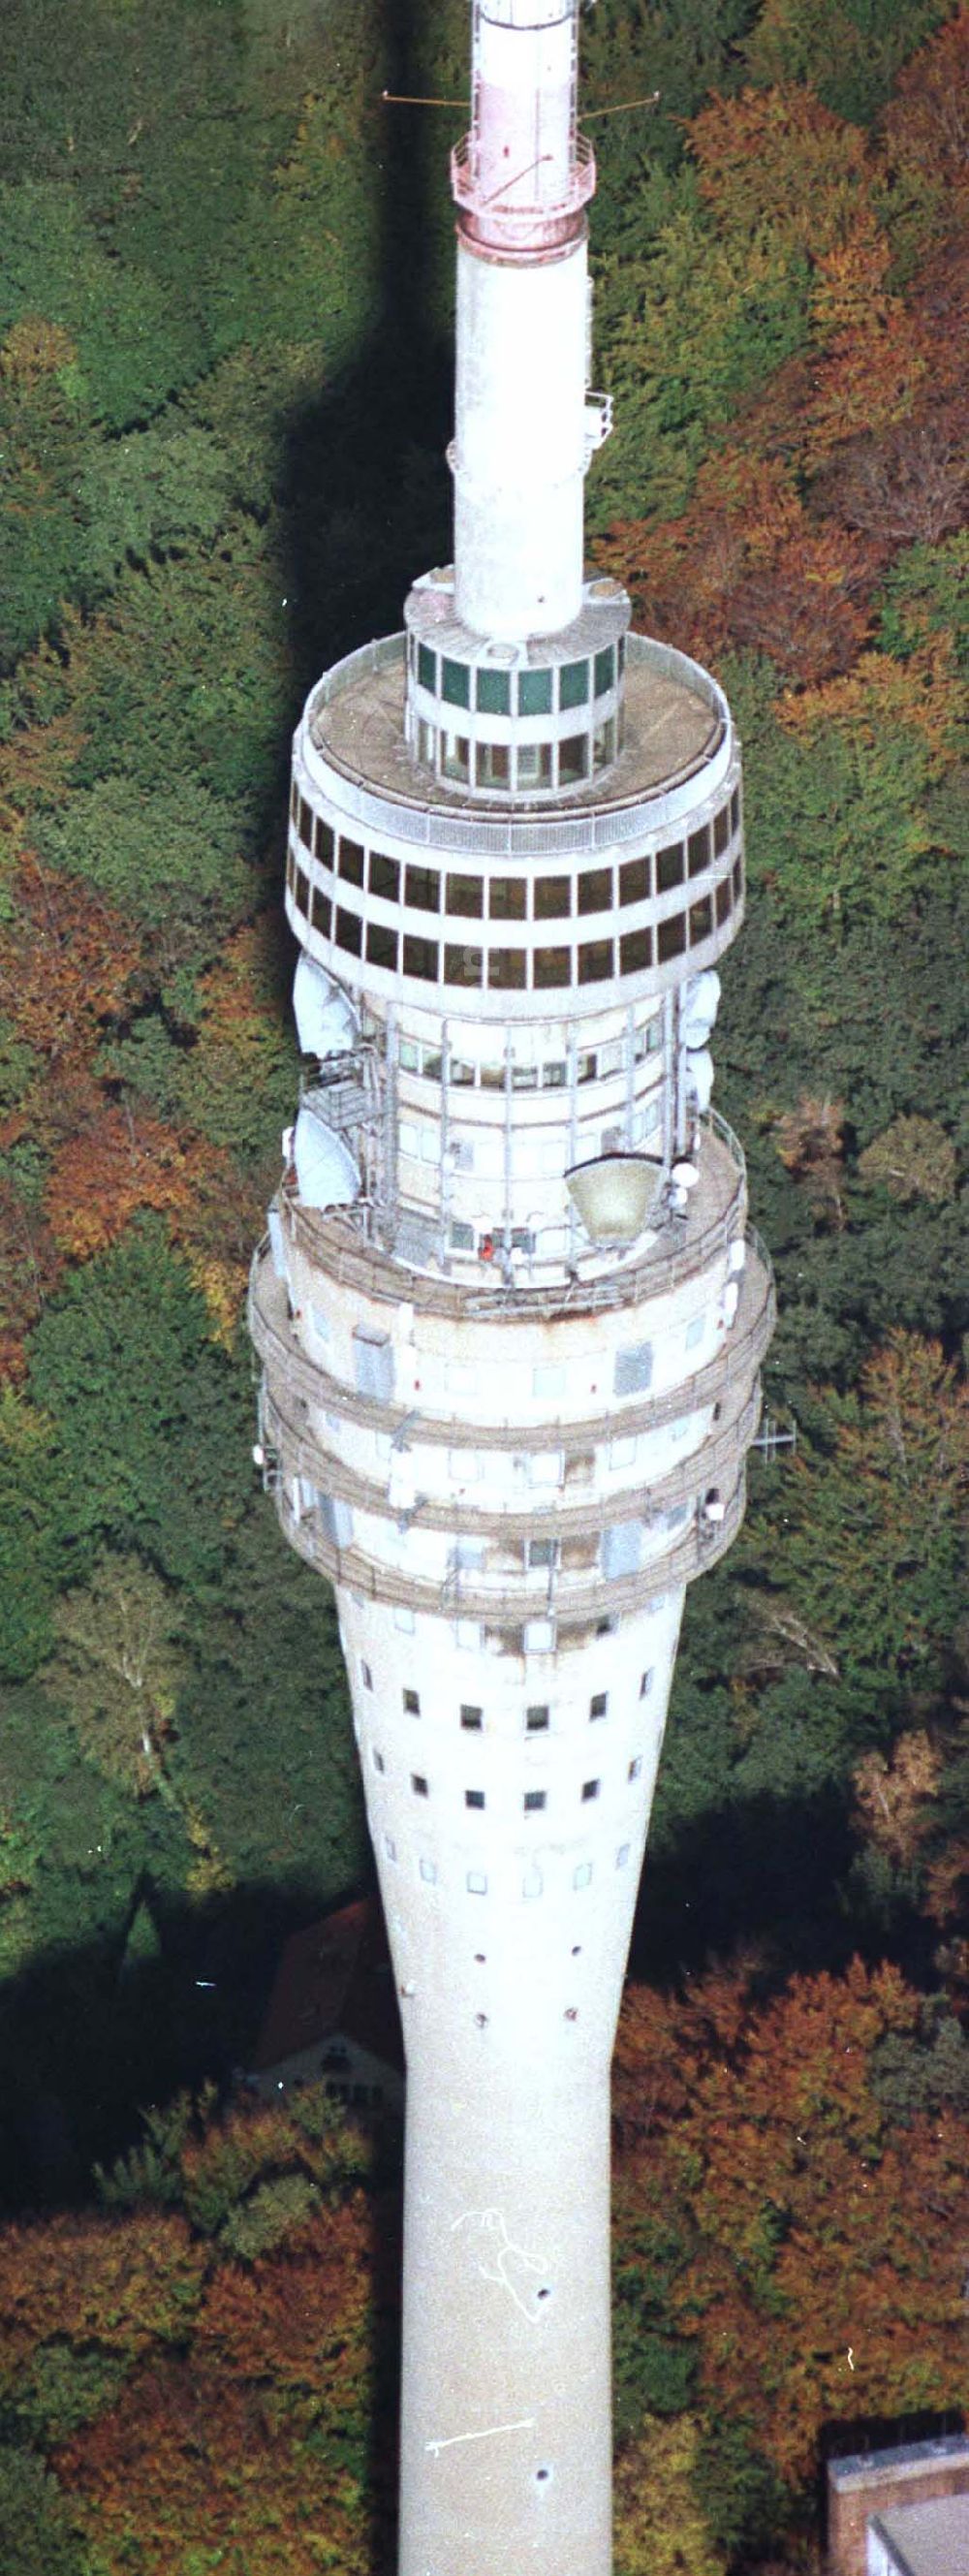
(293, 954, 359, 1058)
(685, 1047, 714, 1113)
(682, 970, 721, 1049)
(293, 1106, 360, 1209)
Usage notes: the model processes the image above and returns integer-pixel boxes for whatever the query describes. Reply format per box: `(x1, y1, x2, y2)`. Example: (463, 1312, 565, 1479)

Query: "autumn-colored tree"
(0, 860, 141, 1064)
(41, 1554, 186, 1800)
(774, 1093, 846, 1227)
(858, 1115, 958, 1204)
(854, 1729, 943, 1866)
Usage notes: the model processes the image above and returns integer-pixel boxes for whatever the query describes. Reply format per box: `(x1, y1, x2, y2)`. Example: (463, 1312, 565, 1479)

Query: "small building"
(248, 1896, 404, 2115)
(867, 2493, 969, 2574)
(828, 2434, 969, 2576)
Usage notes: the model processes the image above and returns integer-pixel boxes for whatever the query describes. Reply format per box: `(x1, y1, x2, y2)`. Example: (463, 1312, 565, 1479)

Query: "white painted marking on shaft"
(425, 2416, 535, 2457)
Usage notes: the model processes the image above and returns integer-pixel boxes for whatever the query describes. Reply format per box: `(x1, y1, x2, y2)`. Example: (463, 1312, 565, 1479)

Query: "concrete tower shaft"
(450, 0, 604, 639)
(251, 5, 773, 2573)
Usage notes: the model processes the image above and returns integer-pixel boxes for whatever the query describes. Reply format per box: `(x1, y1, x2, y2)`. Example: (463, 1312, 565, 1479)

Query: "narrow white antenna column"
(251, 6, 773, 2573)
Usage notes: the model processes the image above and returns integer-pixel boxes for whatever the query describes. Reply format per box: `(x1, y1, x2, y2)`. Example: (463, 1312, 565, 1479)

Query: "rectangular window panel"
(338, 838, 364, 887)
(518, 666, 552, 716)
(335, 906, 362, 957)
(528, 1539, 558, 1569)
(290, 779, 298, 823)
(460, 1705, 484, 1729)
(365, 921, 397, 971)
(314, 816, 334, 866)
(512, 1064, 538, 1090)
(354, 1327, 394, 1401)
(477, 740, 510, 788)
(450, 1219, 475, 1250)
(534, 875, 572, 919)
(419, 719, 435, 766)
(578, 939, 613, 986)
(657, 914, 686, 962)
(589, 1693, 608, 1719)
(411, 1774, 428, 1796)
(619, 927, 652, 974)
(689, 895, 713, 943)
(404, 1687, 420, 1713)
(298, 795, 313, 848)
(489, 876, 527, 920)
(444, 944, 483, 988)
(369, 849, 399, 903)
(733, 857, 743, 901)
(581, 1778, 601, 1801)
(559, 658, 589, 709)
(418, 643, 436, 692)
(451, 1058, 475, 1086)
(534, 947, 572, 988)
(405, 864, 440, 913)
(476, 665, 511, 714)
(731, 785, 740, 835)
(614, 1342, 652, 1397)
(714, 801, 731, 857)
(543, 1061, 567, 1087)
(688, 824, 710, 878)
(420, 1857, 437, 1882)
(441, 734, 470, 782)
(619, 856, 649, 906)
(403, 934, 439, 982)
(578, 866, 612, 916)
(293, 865, 310, 917)
(465, 1789, 484, 1809)
(516, 741, 552, 788)
(523, 1790, 547, 1812)
(656, 843, 683, 893)
(526, 1707, 550, 1735)
(487, 949, 527, 990)
(594, 644, 615, 697)
(442, 656, 470, 708)
(559, 734, 589, 785)
(715, 878, 733, 927)
(593, 719, 616, 771)
(446, 873, 483, 917)
(466, 1870, 487, 1893)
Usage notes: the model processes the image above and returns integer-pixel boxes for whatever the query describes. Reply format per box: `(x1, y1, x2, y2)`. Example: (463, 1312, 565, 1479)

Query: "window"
(393, 1605, 415, 1632)
(294, 865, 310, 917)
(733, 856, 743, 901)
(419, 719, 434, 766)
(338, 837, 364, 887)
(594, 644, 615, 696)
(619, 857, 649, 906)
(578, 939, 613, 985)
(688, 824, 709, 878)
(715, 878, 733, 927)
(522, 1868, 543, 1899)
(528, 1539, 558, 1569)
(365, 923, 397, 971)
(616, 1843, 631, 1868)
(533, 1365, 564, 1399)
(361, 1661, 373, 1689)
(441, 733, 470, 782)
(465, 1789, 485, 1809)
(524, 1790, 547, 1812)
(467, 1870, 487, 1893)
(451, 1218, 475, 1249)
(534, 947, 572, 988)
(685, 1312, 704, 1350)
(534, 875, 572, 919)
(640, 1670, 653, 1698)
(314, 816, 334, 866)
(657, 914, 686, 962)
(447, 873, 483, 917)
(526, 1706, 549, 1732)
(512, 1063, 538, 1090)
(489, 877, 526, 920)
(384, 1834, 397, 1860)
(369, 850, 399, 903)
(574, 1861, 592, 1888)
(656, 842, 683, 893)
(614, 1342, 652, 1397)
(581, 1779, 600, 1802)
(577, 1051, 598, 1083)
(290, 780, 298, 822)
(442, 655, 470, 708)
(460, 1705, 483, 1730)
(560, 658, 589, 709)
(354, 1327, 393, 1402)
(516, 741, 553, 788)
(488, 949, 527, 990)
(335, 906, 361, 957)
(411, 1774, 428, 1796)
(578, 867, 612, 917)
(689, 895, 713, 943)
(477, 665, 512, 714)
(298, 795, 313, 848)
(403, 1688, 421, 1715)
(311, 885, 331, 938)
(593, 720, 616, 771)
(714, 801, 731, 858)
(518, 666, 552, 716)
(477, 740, 511, 788)
(403, 933, 439, 981)
(405, 864, 440, 913)
(628, 1757, 642, 1780)
(620, 928, 652, 974)
(559, 735, 589, 785)
(589, 1693, 608, 1720)
(444, 945, 483, 988)
(731, 785, 740, 835)
(420, 1857, 437, 1883)
(372, 1749, 385, 1773)
(543, 1061, 567, 1087)
(418, 643, 436, 691)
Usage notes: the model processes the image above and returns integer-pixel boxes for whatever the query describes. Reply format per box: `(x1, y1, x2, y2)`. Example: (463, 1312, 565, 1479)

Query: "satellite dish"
(293, 954, 359, 1058)
(682, 970, 721, 1049)
(566, 1154, 656, 1244)
(293, 1106, 360, 1209)
(685, 1047, 714, 1113)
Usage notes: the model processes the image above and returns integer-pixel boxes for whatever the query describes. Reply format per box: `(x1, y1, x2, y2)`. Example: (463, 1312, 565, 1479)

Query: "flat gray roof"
(872, 2495, 969, 2575)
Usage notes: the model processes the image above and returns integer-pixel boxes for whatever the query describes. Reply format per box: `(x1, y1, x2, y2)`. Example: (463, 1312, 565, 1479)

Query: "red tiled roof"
(252, 1895, 404, 2076)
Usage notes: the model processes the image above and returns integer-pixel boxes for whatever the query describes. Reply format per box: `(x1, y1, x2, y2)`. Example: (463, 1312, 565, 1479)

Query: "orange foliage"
(883, 6, 969, 244)
(0, 859, 141, 1062)
(854, 1732, 943, 1868)
(0, 2208, 204, 2375)
(195, 2196, 372, 2397)
(778, 642, 964, 768)
(689, 84, 871, 262)
(44, 1106, 197, 1263)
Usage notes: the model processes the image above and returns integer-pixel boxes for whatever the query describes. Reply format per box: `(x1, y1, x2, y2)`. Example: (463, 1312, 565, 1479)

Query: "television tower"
(250, 5, 773, 2571)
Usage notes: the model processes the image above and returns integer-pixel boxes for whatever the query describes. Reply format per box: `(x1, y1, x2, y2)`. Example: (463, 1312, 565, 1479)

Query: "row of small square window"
(386, 1769, 641, 1803)
(397, 1024, 661, 1087)
(362, 1674, 653, 1717)
(415, 719, 617, 793)
(412, 638, 622, 714)
(290, 793, 737, 908)
(288, 863, 739, 988)
(383, 1843, 633, 1887)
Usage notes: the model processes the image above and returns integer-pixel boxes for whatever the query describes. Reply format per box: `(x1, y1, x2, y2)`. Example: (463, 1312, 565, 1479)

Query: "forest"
(0, 0, 966, 2565)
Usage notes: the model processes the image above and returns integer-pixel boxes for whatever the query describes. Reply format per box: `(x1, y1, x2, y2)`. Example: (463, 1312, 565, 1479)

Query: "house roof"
(252, 1895, 404, 2077)
(872, 2496, 969, 2576)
